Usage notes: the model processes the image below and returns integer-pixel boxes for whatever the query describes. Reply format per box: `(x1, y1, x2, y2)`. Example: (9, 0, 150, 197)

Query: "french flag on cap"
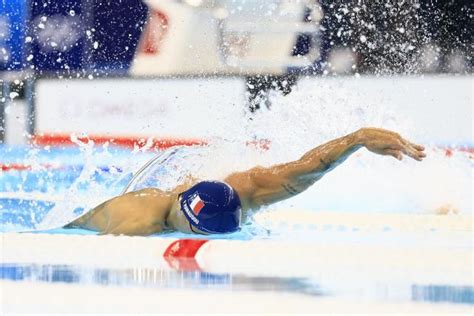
(190, 194, 205, 215)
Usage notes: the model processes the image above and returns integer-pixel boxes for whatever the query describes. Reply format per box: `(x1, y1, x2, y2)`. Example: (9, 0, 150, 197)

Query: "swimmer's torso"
(67, 169, 293, 236)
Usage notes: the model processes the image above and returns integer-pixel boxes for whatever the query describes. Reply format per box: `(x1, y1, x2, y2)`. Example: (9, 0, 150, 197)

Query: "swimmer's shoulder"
(126, 187, 168, 198)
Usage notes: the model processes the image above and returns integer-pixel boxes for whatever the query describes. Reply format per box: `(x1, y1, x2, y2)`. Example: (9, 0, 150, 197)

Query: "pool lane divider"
(163, 239, 209, 271)
(32, 134, 207, 150)
(0, 163, 43, 171)
(31, 134, 271, 151)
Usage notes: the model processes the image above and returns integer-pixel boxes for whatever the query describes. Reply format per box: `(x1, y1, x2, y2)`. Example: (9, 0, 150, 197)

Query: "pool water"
(0, 144, 473, 314)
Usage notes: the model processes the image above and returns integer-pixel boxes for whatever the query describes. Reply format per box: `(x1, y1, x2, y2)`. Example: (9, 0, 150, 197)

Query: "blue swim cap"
(180, 181, 241, 234)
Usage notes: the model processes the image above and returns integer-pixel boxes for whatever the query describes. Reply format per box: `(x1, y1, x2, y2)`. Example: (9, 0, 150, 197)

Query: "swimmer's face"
(168, 195, 209, 235)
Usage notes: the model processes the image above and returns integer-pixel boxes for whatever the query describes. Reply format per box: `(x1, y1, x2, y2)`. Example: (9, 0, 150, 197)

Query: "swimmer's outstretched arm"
(225, 127, 425, 210)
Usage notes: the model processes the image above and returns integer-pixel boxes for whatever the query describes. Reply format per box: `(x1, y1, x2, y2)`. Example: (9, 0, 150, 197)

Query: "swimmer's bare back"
(68, 179, 197, 235)
(68, 128, 425, 236)
(67, 188, 173, 235)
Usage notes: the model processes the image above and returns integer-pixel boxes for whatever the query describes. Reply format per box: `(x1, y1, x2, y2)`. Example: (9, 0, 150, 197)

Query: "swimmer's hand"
(357, 127, 426, 161)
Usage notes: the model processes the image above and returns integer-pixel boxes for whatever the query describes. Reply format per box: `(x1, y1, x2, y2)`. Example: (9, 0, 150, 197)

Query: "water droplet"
(9, 92, 19, 99)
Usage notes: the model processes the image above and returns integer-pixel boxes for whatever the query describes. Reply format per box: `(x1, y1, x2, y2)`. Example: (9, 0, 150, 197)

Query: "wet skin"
(69, 127, 426, 236)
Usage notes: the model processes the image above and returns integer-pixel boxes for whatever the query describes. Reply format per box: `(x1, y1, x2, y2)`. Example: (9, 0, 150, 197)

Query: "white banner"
(35, 76, 472, 145)
(35, 77, 247, 138)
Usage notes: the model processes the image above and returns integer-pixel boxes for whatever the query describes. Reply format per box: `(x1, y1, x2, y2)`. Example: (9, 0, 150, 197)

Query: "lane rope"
(163, 239, 209, 271)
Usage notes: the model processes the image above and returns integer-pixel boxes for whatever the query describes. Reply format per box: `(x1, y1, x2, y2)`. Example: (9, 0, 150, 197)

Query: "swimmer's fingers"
(398, 143, 425, 161)
(409, 142, 425, 151)
(400, 137, 425, 152)
(413, 144, 427, 159)
(399, 139, 426, 161)
(387, 145, 422, 161)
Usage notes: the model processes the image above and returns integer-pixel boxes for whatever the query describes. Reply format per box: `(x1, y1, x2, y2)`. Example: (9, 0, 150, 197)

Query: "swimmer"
(67, 127, 425, 235)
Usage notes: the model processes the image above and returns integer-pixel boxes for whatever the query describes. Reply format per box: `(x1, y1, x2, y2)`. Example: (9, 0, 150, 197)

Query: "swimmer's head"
(179, 181, 241, 234)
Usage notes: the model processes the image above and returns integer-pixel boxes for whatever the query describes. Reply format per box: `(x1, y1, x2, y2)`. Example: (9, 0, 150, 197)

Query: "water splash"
(1, 76, 472, 233)
(76, 77, 472, 221)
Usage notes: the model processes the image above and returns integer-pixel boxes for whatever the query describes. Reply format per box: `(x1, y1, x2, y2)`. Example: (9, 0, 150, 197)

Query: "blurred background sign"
(0, 0, 28, 72)
(2, 0, 471, 77)
(131, 0, 320, 76)
(29, 0, 86, 72)
(28, 0, 148, 75)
